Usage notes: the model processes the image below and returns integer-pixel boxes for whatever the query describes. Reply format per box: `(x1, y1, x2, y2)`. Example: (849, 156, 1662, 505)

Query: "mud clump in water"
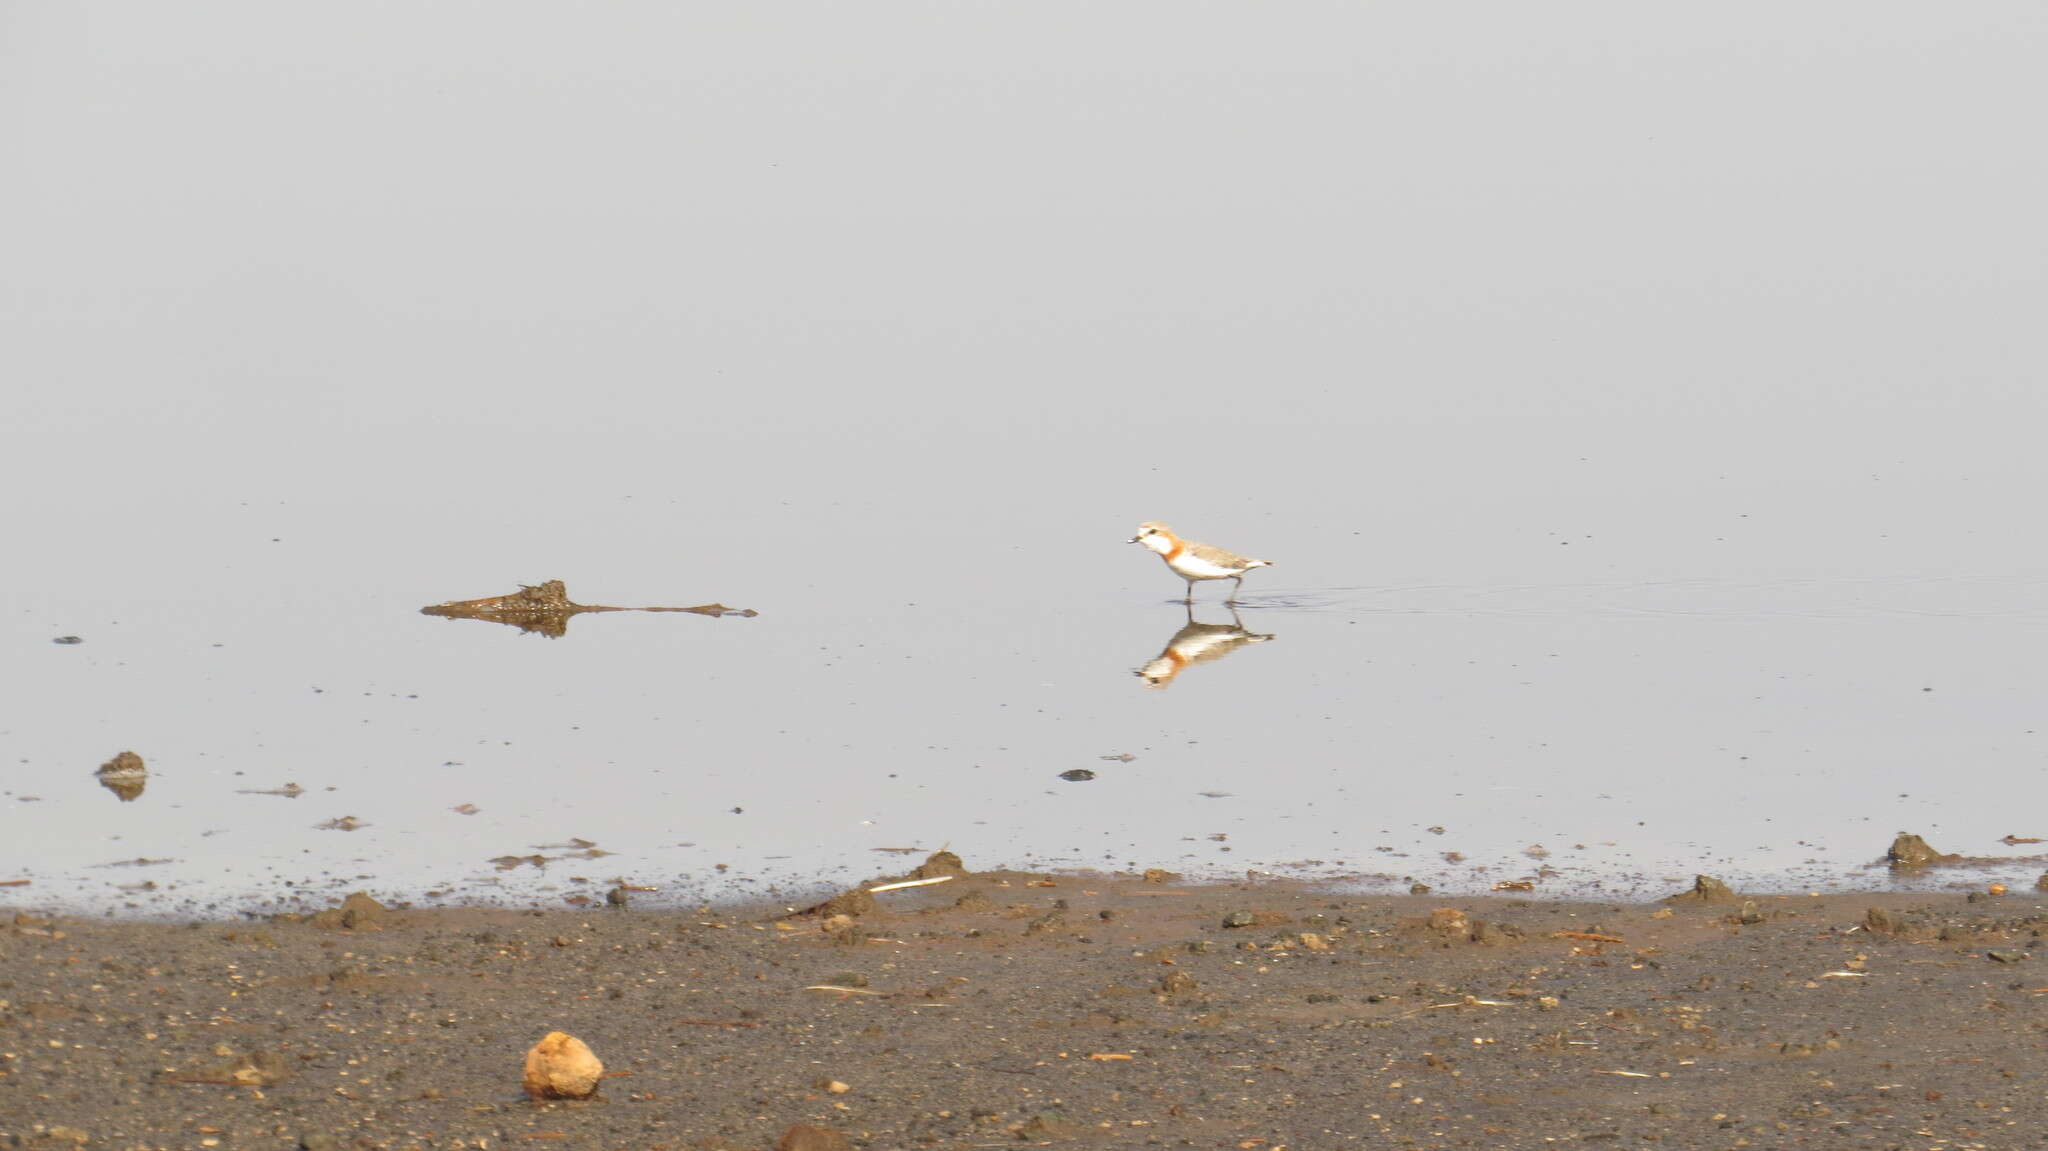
(1887, 832, 1962, 869)
(95, 751, 147, 803)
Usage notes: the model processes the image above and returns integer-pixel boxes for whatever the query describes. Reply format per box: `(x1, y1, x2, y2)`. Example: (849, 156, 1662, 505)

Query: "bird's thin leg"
(1226, 575, 1243, 604)
(1183, 579, 1196, 604)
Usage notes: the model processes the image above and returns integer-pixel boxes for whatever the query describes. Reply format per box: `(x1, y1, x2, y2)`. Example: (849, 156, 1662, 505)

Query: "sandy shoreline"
(4, 861, 2045, 1150)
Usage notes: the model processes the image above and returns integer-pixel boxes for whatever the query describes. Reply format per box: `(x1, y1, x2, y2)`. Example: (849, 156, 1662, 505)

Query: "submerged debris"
(483, 838, 613, 867)
(95, 751, 147, 802)
(421, 580, 756, 637)
(236, 782, 305, 798)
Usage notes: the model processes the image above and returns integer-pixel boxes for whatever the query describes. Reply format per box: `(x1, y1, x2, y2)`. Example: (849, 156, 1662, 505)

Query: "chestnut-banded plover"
(1128, 521, 1273, 603)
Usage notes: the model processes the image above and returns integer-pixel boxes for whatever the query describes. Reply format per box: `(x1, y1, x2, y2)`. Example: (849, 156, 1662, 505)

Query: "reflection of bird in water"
(1136, 606, 1275, 688)
(1128, 522, 1273, 603)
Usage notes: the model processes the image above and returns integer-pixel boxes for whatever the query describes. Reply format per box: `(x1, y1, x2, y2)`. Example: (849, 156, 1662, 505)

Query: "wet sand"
(4, 866, 2045, 1150)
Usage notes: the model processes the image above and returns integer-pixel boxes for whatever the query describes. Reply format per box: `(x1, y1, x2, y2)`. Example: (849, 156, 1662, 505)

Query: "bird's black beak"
(1126, 535, 1142, 544)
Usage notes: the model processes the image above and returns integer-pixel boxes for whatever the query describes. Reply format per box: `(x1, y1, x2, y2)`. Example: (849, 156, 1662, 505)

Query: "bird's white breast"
(1167, 552, 1245, 578)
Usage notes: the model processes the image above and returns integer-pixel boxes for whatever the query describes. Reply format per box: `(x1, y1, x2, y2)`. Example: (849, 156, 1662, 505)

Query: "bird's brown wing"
(1183, 540, 1256, 568)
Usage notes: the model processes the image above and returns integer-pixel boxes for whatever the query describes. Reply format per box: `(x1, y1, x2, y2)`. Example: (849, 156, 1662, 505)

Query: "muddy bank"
(3, 868, 2045, 1149)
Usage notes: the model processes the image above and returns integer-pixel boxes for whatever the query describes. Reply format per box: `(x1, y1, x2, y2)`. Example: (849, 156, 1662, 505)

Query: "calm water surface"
(4, 3, 2045, 913)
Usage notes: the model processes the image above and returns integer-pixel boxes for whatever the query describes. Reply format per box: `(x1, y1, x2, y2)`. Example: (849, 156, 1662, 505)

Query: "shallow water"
(5, 3, 2047, 913)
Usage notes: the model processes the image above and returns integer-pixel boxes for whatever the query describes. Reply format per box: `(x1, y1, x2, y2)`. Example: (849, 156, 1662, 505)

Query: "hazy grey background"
(4, 3, 2045, 912)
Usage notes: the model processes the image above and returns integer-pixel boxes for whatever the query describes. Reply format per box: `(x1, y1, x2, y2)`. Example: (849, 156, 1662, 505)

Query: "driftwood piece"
(421, 580, 756, 637)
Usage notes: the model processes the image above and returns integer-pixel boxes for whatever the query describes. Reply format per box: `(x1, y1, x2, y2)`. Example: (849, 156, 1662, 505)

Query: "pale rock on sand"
(522, 1031, 603, 1099)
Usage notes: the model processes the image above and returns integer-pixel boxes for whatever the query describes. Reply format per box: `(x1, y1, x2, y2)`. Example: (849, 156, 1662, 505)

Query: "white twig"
(867, 876, 956, 894)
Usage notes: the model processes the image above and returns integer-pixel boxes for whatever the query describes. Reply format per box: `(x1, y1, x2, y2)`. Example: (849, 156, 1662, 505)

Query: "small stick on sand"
(867, 876, 956, 894)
